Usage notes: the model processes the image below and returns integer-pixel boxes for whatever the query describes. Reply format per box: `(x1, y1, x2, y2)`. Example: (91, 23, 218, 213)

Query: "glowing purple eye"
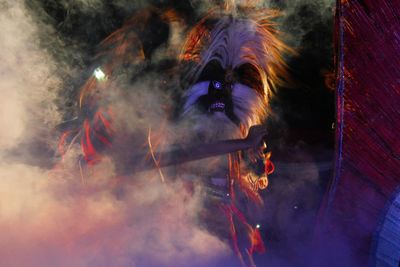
(212, 81, 222, 89)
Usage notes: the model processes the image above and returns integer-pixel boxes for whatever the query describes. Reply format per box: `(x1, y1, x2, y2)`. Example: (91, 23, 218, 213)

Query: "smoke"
(0, 1, 61, 152)
(0, 162, 234, 267)
(0, 1, 236, 267)
(271, 0, 334, 48)
(0, 0, 336, 266)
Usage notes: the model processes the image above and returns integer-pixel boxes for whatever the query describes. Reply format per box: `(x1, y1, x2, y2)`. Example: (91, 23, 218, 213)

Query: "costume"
(59, 5, 288, 266)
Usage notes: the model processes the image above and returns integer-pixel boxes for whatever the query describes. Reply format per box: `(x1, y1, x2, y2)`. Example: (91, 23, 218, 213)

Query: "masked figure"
(58, 5, 291, 267)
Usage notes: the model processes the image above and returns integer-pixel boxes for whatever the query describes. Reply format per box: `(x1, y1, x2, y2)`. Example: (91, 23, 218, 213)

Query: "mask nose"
(208, 80, 231, 99)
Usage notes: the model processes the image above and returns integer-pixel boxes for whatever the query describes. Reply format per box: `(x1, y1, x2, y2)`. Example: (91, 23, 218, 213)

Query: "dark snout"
(207, 80, 233, 113)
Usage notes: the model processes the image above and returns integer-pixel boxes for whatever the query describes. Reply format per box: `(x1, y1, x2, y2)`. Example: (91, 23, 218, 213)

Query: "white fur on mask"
(181, 81, 264, 142)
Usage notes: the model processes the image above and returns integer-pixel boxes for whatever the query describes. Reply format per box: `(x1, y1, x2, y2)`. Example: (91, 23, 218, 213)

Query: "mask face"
(182, 60, 265, 131)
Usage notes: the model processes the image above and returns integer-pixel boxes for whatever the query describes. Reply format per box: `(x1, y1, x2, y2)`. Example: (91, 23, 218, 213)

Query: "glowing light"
(265, 159, 275, 175)
(213, 80, 222, 89)
(257, 176, 269, 190)
(256, 224, 261, 229)
(93, 67, 106, 81)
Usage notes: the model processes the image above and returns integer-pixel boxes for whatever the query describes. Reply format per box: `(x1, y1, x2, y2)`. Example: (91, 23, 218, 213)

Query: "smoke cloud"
(0, 0, 335, 266)
(0, 1, 235, 267)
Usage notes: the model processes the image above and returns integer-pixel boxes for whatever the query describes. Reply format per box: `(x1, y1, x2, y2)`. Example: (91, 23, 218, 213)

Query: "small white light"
(256, 224, 260, 229)
(226, 193, 230, 197)
(213, 80, 222, 89)
(94, 67, 106, 81)
(294, 205, 298, 210)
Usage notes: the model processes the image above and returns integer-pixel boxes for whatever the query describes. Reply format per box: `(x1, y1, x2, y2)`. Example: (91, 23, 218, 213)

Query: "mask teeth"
(211, 102, 225, 109)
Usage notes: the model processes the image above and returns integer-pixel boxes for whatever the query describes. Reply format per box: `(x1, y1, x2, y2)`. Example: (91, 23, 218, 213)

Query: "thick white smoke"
(0, 1, 235, 267)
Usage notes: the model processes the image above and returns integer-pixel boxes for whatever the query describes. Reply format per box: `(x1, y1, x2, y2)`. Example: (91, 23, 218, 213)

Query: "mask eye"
(212, 80, 222, 89)
(234, 63, 264, 95)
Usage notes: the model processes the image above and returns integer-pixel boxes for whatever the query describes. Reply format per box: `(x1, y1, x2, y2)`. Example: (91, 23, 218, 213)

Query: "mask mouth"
(206, 94, 240, 126)
(209, 101, 226, 112)
(183, 79, 241, 126)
